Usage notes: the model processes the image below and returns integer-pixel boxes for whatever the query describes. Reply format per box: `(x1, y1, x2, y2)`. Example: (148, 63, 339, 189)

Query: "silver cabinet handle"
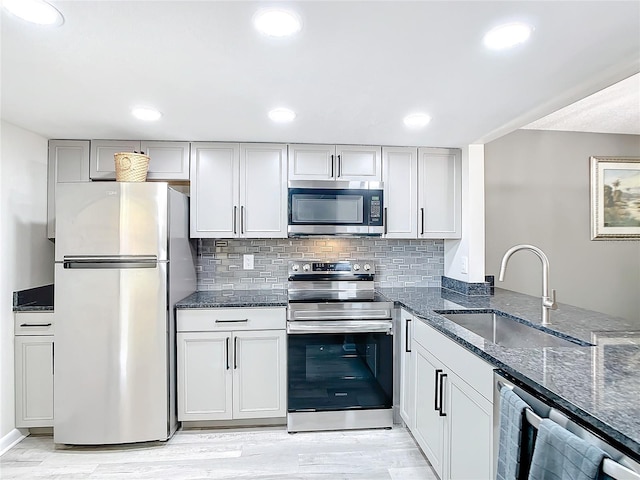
(405, 318, 411, 353)
(330, 154, 335, 178)
(240, 206, 245, 235)
(337, 154, 342, 178)
(420, 207, 425, 235)
(215, 319, 249, 323)
(20, 323, 52, 327)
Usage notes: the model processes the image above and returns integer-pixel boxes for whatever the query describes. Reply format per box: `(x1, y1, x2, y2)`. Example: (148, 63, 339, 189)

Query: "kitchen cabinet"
(382, 147, 418, 238)
(14, 312, 54, 428)
(417, 147, 462, 239)
(90, 140, 190, 180)
(176, 307, 287, 422)
(399, 309, 416, 430)
(411, 318, 494, 480)
(47, 140, 90, 239)
(190, 143, 287, 238)
(288, 144, 382, 181)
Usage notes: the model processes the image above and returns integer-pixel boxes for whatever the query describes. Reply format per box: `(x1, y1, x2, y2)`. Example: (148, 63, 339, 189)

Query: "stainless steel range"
(286, 260, 394, 433)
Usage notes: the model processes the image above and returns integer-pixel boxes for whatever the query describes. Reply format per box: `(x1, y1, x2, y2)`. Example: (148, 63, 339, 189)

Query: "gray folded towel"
(496, 387, 530, 480)
(528, 419, 608, 480)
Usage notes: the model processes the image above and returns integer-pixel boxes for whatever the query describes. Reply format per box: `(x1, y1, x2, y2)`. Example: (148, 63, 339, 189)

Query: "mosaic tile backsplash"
(195, 238, 444, 291)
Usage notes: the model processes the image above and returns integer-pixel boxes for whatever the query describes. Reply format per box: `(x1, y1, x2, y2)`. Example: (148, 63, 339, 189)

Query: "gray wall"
(485, 129, 640, 322)
(196, 238, 444, 290)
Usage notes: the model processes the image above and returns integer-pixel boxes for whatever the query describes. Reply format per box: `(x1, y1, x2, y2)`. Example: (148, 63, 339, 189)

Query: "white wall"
(0, 121, 53, 442)
(445, 144, 486, 283)
(485, 129, 640, 322)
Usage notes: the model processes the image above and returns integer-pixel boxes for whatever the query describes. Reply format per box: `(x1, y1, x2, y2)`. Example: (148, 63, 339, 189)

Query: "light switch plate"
(461, 256, 469, 274)
(243, 254, 254, 270)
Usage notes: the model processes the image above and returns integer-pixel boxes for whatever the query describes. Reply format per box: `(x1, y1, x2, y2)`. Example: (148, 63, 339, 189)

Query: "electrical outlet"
(461, 256, 469, 274)
(243, 254, 254, 270)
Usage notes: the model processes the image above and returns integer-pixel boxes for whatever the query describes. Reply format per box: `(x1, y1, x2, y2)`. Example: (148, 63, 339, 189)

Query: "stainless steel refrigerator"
(53, 182, 196, 445)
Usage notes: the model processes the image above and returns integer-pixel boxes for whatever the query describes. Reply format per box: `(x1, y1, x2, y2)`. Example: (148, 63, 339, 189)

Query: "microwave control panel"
(369, 195, 382, 224)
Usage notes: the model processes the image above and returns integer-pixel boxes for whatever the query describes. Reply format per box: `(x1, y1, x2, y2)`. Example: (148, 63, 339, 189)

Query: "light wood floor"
(0, 426, 437, 479)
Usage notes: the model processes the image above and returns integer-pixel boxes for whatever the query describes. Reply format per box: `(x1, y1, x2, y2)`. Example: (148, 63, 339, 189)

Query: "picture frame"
(590, 156, 640, 240)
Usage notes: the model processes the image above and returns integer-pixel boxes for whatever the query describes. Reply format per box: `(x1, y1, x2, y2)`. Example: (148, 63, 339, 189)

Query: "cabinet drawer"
(177, 307, 286, 332)
(14, 312, 55, 335)
(413, 318, 493, 400)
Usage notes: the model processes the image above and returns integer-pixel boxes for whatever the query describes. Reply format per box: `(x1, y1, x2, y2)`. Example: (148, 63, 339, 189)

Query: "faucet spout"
(498, 244, 557, 325)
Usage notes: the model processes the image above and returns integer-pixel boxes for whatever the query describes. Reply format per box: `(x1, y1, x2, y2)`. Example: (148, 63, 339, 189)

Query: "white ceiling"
(1, 1, 639, 148)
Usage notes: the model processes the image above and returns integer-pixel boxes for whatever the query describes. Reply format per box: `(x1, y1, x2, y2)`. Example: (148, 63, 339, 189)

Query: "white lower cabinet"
(399, 309, 416, 430)
(411, 318, 494, 480)
(14, 312, 55, 428)
(177, 308, 286, 422)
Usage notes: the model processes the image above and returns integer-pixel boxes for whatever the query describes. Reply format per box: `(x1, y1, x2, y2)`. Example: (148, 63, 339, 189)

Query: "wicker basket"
(114, 152, 150, 182)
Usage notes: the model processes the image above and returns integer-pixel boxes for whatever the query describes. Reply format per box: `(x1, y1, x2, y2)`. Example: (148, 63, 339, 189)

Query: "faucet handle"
(550, 289, 558, 310)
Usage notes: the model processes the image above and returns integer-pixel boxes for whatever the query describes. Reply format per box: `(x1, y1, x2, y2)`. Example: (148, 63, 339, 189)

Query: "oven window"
(290, 193, 364, 224)
(287, 332, 393, 412)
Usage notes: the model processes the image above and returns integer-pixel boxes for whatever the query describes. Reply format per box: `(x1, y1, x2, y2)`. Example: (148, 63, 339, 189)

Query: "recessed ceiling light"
(131, 106, 162, 122)
(403, 113, 431, 129)
(253, 9, 302, 37)
(269, 108, 296, 123)
(483, 22, 533, 50)
(2, 0, 64, 26)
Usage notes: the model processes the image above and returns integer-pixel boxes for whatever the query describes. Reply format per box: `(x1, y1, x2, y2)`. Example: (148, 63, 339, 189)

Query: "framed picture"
(590, 156, 640, 240)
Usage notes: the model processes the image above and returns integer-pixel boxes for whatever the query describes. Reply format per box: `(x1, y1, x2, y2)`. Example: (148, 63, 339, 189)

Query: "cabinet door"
(446, 373, 493, 480)
(90, 140, 141, 180)
(15, 336, 54, 428)
(141, 141, 190, 180)
(288, 144, 336, 180)
(47, 140, 90, 239)
(232, 330, 286, 419)
(417, 147, 462, 239)
(414, 344, 445, 479)
(382, 147, 418, 238)
(336, 145, 382, 181)
(190, 143, 240, 238)
(240, 144, 287, 238)
(399, 310, 416, 430)
(177, 331, 232, 421)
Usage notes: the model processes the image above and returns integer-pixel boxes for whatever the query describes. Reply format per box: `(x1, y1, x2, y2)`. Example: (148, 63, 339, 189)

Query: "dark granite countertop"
(378, 287, 640, 460)
(176, 290, 288, 308)
(13, 284, 54, 312)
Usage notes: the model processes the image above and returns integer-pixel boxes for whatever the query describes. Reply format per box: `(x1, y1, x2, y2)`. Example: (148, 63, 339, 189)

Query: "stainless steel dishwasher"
(494, 372, 640, 480)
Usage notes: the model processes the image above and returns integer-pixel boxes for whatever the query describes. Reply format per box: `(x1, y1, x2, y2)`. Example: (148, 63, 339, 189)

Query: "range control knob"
(291, 264, 300, 272)
(302, 263, 311, 272)
(363, 263, 371, 271)
(353, 263, 361, 271)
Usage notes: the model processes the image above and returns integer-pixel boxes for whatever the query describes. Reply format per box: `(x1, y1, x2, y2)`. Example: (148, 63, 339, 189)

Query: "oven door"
(287, 181, 383, 235)
(287, 325, 393, 413)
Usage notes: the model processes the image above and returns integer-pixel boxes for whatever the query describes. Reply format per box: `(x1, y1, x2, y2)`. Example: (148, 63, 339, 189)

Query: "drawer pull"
(20, 323, 52, 327)
(215, 319, 249, 323)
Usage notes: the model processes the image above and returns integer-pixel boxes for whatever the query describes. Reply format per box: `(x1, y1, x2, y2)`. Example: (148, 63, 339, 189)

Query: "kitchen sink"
(435, 310, 592, 348)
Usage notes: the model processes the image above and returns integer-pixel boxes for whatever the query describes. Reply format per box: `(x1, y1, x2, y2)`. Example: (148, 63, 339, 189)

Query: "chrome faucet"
(498, 244, 557, 325)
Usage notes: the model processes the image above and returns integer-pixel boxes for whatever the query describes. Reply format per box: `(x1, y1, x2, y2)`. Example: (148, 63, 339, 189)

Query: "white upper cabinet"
(382, 147, 418, 238)
(288, 144, 381, 181)
(418, 147, 462, 239)
(47, 140, 90, 239)
(90, 140, 190, 180)
(190, 142, 287, 238)
(190, 143, 239, 238)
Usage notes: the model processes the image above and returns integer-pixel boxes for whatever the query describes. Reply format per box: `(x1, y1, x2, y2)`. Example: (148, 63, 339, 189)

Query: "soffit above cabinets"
(1, 1, 638, 147)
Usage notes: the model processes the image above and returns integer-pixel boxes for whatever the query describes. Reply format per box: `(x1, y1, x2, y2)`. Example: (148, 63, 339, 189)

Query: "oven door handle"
(287, 320, 393, 334)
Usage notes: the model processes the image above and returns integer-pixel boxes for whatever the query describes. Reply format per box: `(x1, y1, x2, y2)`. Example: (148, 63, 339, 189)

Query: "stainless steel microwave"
(288, 180, 384, 236)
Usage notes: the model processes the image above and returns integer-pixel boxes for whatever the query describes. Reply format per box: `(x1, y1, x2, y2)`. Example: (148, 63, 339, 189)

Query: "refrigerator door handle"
(63, 255, 158, 269)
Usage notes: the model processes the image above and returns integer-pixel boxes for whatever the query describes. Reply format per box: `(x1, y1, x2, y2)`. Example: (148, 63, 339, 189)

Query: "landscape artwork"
(590, 156, 640, 240)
